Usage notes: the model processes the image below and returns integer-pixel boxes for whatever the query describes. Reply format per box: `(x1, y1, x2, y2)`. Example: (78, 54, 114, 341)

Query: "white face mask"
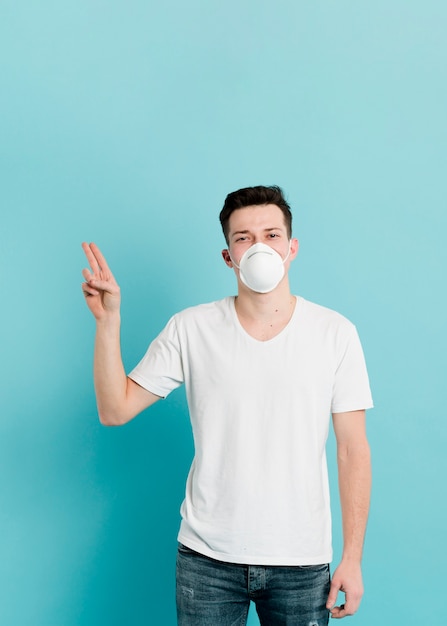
(231, 242, 291, 293)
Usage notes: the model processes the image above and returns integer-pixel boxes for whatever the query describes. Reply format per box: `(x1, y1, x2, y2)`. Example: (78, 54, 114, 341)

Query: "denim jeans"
(176, 544, 330, 626)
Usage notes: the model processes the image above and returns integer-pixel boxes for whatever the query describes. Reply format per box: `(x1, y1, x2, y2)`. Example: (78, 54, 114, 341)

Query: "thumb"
(326, 580, 339, 609)
(88, 277, 119, 295)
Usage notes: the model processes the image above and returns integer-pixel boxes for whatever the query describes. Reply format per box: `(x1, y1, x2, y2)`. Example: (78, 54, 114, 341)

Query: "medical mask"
(231, 242, 291, 293)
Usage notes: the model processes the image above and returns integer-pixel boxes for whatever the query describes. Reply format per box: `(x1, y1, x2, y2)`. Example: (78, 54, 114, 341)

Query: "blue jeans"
(176, 544, 330, 626)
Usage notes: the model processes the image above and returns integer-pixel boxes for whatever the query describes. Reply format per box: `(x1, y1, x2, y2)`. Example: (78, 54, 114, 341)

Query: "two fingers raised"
(81, 242, 119, 299)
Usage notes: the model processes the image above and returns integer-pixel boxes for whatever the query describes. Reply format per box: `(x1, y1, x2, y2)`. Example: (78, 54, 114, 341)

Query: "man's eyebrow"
(231, 227, 283, 237)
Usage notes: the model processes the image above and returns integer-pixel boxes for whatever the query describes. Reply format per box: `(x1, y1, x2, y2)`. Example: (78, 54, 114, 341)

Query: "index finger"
(82, 242, 99, 273)
(329, 604, 346, 619)
(82, 242, 111, 276)
(330, 599, 358, 619)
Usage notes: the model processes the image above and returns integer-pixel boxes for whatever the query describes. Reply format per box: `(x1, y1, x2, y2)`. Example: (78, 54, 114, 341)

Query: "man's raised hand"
(81, 243, 121, 320)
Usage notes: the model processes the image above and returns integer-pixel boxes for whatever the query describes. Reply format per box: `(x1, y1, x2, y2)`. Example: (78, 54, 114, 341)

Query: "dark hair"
(219, 185, 292, 244)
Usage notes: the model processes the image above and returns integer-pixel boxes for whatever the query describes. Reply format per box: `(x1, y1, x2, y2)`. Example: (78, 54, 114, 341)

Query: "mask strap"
(228, 251, 240, 269)
(286, 240, 292, 260)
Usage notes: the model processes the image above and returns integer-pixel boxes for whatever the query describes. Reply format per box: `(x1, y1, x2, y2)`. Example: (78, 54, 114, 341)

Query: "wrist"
(96, 311, 121, 329)
(340, 552, 363, 566)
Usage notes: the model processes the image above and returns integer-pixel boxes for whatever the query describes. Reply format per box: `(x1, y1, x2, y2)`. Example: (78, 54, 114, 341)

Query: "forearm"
(93, 313, 129, 425)
(337, 440, 371, 563)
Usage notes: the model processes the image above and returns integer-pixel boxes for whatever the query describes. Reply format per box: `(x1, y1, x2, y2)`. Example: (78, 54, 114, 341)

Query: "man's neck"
(234, 282, 296, 341)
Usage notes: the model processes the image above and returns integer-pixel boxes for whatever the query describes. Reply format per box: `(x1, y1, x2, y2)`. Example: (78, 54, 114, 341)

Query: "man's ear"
(221, 249, 233, 268)
(290, 238, 299, 260)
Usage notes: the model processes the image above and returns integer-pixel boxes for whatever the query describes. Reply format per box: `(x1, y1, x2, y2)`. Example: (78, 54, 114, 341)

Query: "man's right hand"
(81, 242, 160, 424)
(81, 242, 121, 320)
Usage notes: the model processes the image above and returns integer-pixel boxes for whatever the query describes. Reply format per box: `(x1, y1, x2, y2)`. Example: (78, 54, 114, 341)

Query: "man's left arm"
(327, 409, 371, 619)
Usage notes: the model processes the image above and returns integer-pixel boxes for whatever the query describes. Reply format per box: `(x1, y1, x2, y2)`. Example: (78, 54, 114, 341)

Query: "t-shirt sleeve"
(128, 316, 184, 398)
(331, 324, 373, 414)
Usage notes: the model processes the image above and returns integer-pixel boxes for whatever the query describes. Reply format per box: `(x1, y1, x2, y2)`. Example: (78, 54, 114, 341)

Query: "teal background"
(1, 1, 446, 624)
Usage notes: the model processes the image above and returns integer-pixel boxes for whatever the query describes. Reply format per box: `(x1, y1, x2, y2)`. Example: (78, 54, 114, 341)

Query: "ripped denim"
(176, 543, 330, 626)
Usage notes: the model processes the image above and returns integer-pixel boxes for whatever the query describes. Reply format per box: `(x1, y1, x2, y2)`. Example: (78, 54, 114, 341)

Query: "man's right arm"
(82, 242, 160, 426)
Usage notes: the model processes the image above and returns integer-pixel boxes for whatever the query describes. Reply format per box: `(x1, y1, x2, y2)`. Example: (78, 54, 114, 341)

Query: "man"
(81, 185, 373, 626)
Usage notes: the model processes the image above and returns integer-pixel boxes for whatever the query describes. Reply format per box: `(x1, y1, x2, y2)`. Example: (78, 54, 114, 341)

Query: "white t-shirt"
(129, 296, 373, 566)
